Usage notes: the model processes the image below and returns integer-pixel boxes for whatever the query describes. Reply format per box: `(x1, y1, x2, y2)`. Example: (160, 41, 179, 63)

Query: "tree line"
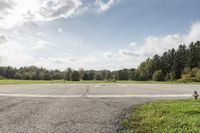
(0, 41, 200, 81)
(135, 41, 200, 81)
(0, 66, 134, 81)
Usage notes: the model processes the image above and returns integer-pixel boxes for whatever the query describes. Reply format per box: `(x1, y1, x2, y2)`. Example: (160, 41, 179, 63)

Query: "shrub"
(183, 67, 191, 74)
(152, 70, 164, 81)
(0, 75, 5, 80)
(95, 73, 103, 80)
(164, 74, 170, 81)
(191, 67, 198, 77)
(197, 69, 200, 79)
(169, 72, 176, 81)
(82, 73, 89, 80)
(71, 71, 80, 81)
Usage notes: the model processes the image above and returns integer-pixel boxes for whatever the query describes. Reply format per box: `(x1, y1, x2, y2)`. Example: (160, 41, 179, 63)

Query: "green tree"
(71, 71, 80, 81)
(82, 72, 89, 80)
(105, 71, 112, 80)
(129, 68, 136, 80)
(95, 73, 103, 80)
(152, 70, 165, 81)
(169, 72, 176, 81)
(118, 69, 129, 80)
(64, 68, 72, 81)
(197, 69, 200, 79)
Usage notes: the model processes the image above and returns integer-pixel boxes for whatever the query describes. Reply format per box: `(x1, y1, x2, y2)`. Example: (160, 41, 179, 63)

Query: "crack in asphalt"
(0, 100, 26, 112)
(83, 84, 89, 97)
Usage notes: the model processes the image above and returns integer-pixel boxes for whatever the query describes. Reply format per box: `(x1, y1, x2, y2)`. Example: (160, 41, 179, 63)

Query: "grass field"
(0, 79, 199, 85)
(121, 100, 200, 133)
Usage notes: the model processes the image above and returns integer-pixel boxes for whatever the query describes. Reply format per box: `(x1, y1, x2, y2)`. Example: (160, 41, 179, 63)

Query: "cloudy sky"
(0, 0, 200, 70)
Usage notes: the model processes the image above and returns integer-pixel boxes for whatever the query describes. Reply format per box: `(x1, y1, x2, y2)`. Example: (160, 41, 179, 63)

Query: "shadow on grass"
(182, 110, 200, 115)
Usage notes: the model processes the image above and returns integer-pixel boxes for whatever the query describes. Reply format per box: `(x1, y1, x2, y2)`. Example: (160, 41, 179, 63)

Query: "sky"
(0, 0, 200, 70)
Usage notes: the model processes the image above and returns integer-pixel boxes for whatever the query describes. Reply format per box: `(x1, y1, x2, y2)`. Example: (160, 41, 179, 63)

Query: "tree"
(152, 70, 165, 81)
(169, 72, 176, 81)
(1, 40, 200, 82)
(105, 71, 112, 80)
(64, 68, 72, 81)
(0, 66, 16, 79)
(188, 41, 200, 68)
(71, 71, 80, 81)
(87, 70, 95, 80)
(95, 73, 103, 80)
(0, 75, 4, 80)
(197, 69, 200, 79)
(133, 70, 141, 81)
(82, 72, 89, 80)
(118, 69, 129, 80)
(79, 68, 84, 79)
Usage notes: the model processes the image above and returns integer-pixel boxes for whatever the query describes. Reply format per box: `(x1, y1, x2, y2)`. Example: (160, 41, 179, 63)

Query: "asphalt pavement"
(0, 83, 199, 133)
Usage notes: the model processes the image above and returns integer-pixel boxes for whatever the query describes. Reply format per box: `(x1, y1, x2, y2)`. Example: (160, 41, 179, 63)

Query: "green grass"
(0, 80, 64, 85)
(0, 79, 200, 85)
(121, 99, 200, 133)
(0, 80, 112, 85)
(0, 79, 132, 85)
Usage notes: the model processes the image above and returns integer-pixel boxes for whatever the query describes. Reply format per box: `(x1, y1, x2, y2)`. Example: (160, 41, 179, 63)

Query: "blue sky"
(0, 0, 200, 70)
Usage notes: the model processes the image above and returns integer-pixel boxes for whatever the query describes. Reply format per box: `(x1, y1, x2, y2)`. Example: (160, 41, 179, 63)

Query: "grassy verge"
(0, 80, 65, 85)
(0, 79, 199, 85)
(0, 79, 197, 85)
(0, 79, 180, 85)
(121, 99, 200, 133)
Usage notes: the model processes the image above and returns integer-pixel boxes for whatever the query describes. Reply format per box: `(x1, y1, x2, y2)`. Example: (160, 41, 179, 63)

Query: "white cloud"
(32, 40, 51, 50)
(0, 0, 82, 28)
(0, 0, 119, 29)
(129, 42, 137, 47)
(0, 35, 7, 44)
(69, 57, 76, 62)
(1, 16, 200, 70)
(0, 35, 138, 70)
(184, 21, 200, 43)
(37, 32, 44, 36)
(102, 21, 200, 69)
(95, 0, 118, 12)
(137, 34, 183, 56)
(58, 28, 63, 33)
(104, 52, 114, 59)
(134, 22, 200, 58)
(0, 35, 34, 66)
(39, 0, 82, 20)
(119, 49, 138, 57)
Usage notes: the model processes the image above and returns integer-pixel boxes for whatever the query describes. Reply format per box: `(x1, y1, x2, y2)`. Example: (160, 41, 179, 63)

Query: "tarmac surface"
(0, 84, 199, 133)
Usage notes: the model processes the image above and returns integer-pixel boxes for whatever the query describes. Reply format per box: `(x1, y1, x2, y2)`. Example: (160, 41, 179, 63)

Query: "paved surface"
(0, 84, 199, 133)
(0, 84, 200, 95)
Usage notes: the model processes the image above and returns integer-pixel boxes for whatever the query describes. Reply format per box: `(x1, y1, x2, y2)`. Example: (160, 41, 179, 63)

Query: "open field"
(0, 79, 200, 85)
(121, 100, 200, 133)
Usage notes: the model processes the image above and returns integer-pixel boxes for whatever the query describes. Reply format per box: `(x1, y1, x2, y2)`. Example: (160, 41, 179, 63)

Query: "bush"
(191, 67, 198, 77)
(169, 72, 176, 81)
(181, 67, 200, 81)
(71, 71, 80, 81)
(183, 67, 191, 74)
(152, 70, 164, 81)
(178, 78, 200, 83)
(118, 69, 129, 80)
(82, 73, 89, 80)
(95, 73, 103, 80)
(0, 75, 5, 80)
(197, 69, 200, 79)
